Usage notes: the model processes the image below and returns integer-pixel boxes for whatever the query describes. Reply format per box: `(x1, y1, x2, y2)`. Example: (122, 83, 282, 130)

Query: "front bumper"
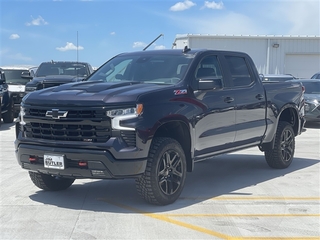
(15, 142, 147, 179)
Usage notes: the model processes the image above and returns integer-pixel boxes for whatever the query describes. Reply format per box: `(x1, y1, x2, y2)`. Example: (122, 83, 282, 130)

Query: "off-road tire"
(135, 137, 187, 205)
(264, 121, 295, 169)
(2, 99, 14, 123)
(29, 171, 75, 191)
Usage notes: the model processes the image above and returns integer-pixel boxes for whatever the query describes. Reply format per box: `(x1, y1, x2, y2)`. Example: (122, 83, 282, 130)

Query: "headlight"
(107, 104, 143, 130)
(106, 104, 143, 117)
(25, 86, 37, 92)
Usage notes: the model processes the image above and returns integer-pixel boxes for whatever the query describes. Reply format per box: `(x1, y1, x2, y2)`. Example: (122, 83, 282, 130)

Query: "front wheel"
(29, 171, 75, 191)
(135, 137, 187, 205)
(264, 121, 295, 169)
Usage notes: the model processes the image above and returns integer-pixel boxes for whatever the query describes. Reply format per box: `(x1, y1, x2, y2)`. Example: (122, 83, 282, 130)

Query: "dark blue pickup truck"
(15, 48, 305, 205)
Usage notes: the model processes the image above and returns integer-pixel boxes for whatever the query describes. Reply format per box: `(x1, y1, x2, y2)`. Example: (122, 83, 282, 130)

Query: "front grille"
(28, 108, 104, 119)
(23, 106, 111, 143)
(24, 122, 110, 142)
(22, 106, 136, 146)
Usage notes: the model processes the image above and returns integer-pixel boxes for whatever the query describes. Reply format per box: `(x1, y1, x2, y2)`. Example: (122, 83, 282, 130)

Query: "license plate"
(44, 154, 65, 169)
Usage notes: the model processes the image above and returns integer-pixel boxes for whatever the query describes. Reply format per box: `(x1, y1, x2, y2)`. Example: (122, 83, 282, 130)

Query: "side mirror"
(21, 71, 33, 79)
(198, 78, 222, 90)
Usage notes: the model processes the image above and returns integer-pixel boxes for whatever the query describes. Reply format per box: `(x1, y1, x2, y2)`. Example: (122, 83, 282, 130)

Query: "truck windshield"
(88, 53, 193, 85)
(36, 62, 89, 77)
(3, 70, 30, 85)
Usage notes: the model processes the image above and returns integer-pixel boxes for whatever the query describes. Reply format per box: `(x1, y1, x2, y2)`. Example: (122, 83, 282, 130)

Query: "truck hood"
(23, 80, 172, 106)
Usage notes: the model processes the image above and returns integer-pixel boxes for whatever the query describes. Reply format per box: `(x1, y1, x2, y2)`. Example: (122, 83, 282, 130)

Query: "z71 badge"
(173, 89, 187, 95)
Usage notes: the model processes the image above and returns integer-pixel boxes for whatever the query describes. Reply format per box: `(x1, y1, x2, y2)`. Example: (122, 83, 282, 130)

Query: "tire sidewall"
(149, 138, 187, 205)
(277, 123, 295, 167)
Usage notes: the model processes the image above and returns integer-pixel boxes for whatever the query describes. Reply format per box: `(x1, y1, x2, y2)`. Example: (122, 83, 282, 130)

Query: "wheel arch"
(153, 120, 192, 172)
(260, 104, 300, 151)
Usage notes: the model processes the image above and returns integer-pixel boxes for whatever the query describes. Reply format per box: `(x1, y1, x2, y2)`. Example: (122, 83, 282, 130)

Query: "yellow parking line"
(99, 198, 230, 239)
(180, 196, 320, 201)
(99, 198, 320, 240)
(164, 213, 320, 217)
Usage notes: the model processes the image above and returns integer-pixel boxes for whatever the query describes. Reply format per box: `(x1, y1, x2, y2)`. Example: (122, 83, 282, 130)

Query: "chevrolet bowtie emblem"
(45, 109, 68, 119)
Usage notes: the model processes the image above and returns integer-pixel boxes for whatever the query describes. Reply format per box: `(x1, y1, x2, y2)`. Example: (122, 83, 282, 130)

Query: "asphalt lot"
(0, 121, 319, 240)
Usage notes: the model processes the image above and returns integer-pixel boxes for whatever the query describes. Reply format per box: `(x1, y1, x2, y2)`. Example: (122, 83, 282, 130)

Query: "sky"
(0, 0, 319, 68)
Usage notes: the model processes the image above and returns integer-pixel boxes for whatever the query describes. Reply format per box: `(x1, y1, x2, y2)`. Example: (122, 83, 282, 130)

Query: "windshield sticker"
(174, 89, 187, 95)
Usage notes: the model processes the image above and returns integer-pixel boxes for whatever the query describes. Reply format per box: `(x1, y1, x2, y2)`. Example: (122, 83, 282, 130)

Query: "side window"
(195, 55, 224, 89)
(225, 56, 253, 87)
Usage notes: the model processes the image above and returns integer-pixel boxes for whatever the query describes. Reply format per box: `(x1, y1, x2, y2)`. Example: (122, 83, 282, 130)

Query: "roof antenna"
(183, 46, 191, 53)
(143, 34, 164, 51)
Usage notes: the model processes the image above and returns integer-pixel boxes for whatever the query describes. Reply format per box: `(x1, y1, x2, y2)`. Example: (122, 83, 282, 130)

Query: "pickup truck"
(25, 61, 94, 93)
(0, 68, 15, 126)
(1, 65, 37, 117)
(14, 48, 305, 205)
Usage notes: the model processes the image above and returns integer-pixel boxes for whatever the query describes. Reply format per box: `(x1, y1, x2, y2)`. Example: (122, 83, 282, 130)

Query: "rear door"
(223, 54, 267, 146)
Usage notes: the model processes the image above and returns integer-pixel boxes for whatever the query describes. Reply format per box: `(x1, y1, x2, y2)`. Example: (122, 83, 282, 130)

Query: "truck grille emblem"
(45, 109, 68, 119)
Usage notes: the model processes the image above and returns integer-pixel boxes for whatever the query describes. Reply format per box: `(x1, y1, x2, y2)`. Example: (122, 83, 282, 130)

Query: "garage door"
(285, 54, 320, 78)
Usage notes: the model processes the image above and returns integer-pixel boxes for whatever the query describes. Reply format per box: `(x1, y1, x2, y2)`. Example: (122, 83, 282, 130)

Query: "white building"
(172, 34, 320, 78)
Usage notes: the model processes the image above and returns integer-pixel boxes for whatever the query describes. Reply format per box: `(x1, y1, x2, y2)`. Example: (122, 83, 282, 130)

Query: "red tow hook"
(29, 156, 37, 162)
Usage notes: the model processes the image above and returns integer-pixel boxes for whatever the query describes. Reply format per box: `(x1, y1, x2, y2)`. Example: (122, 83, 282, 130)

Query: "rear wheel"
(264, 121, 295, 169)
(136, 137, 187, 205)
(29, 172, 75, 191)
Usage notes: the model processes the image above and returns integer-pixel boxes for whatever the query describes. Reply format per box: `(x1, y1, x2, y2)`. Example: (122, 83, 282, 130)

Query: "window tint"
(89, 53, 193, 85)
(196, 56, 222, 78)
(225, 56, 253, 87)
(195, 55, 224, 89)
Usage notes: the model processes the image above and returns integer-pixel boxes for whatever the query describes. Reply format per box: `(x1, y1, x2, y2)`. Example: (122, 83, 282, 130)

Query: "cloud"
(170, 0, 196, 11)
(26, 15, 48, 26)
(132, 41, 147, 48)
(277, 1, 320, 35)
(202, 1, 224, 10)
(56, 42, 84, 51)
(154, 45, 166, 50)
(110, 32, 116, 35)
(8, 53, 32, 62)
(9, 34, 20, 40)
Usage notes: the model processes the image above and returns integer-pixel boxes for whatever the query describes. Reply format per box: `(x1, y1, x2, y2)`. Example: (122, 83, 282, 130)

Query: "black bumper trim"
(16, 144, 147, 179)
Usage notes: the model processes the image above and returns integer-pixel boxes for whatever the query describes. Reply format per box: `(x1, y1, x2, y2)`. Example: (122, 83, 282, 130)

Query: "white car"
(0, 65, 38, 116)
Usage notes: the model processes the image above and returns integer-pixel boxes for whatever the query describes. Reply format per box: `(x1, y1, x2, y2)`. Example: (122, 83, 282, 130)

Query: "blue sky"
(1, 0, 319, 68)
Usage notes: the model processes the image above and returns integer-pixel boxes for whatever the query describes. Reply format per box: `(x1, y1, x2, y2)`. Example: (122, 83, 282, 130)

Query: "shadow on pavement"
(0, 122, 15, 131)
(29, 153, 319, 213)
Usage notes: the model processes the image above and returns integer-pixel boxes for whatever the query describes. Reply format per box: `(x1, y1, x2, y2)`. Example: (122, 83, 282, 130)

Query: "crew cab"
(25, 61, 94, 93)
(15, 48, 305, 205)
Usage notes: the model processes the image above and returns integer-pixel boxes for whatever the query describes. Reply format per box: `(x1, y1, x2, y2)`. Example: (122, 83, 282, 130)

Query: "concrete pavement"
(0, 121, 319, 240)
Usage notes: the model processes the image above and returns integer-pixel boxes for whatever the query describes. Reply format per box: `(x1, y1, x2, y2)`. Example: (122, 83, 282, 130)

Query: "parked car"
(310, 71, 320, 79)
(0, 65, 37, 117)
(25, 61, 94, 93)
(259, 74, 297, 82)
(288, 79, 320, 123)
(15, 48, 305, 205)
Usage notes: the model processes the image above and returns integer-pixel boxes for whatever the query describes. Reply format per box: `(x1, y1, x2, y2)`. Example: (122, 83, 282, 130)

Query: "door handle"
(224, 97, 234, 103)
(256, 94, 264, 100)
